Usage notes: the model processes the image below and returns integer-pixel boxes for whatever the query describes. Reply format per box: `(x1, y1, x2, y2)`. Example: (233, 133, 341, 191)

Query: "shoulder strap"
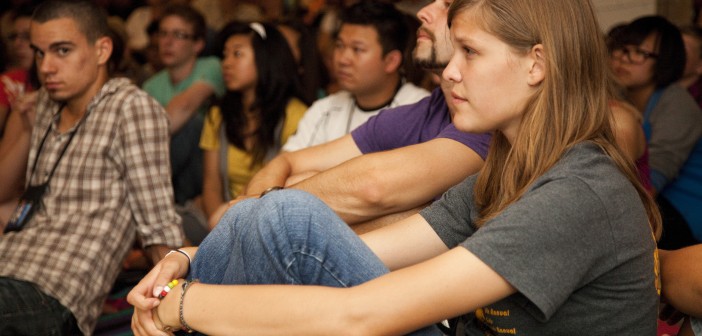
(264, 114, 285, 163)
(219, 126, 232, 201)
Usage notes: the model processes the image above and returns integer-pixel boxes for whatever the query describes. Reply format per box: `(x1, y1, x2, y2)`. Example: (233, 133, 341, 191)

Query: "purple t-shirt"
(351, 87, 491, 159)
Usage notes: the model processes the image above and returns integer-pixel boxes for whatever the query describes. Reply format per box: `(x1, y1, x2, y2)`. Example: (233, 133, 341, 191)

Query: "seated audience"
(609, 15, 702, 249)
(128, 1, 662, 334)
(199, 21, 307, 223)
(281, 0, 429, 152)
(228, 0, 490, 233)
(0, 1, 183, 334)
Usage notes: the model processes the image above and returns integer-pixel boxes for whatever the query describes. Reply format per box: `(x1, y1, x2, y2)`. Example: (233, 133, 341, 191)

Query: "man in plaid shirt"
(0, 1, 183, 334)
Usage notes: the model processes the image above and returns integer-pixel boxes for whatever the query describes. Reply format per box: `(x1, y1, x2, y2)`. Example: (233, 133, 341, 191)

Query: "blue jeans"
(192, 189, 441, 335)
(0, 278, 79, 335)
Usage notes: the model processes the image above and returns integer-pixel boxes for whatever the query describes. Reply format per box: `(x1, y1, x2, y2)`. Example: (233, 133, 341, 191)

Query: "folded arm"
(245, 134, 363, 195)
(292, 138, 483, 224)
(165, 81, 215, 134)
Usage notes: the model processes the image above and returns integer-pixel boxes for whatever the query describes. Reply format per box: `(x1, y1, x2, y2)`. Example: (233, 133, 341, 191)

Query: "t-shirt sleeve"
(351, 90, 492, 159)
(200, 106, 222, 151)
(648, 86, 702, 182)
(352, 95, 433, 153)
(281, 99, 308, 145)
(461, 177, 611, 319)
(421, 176, 479, 248)
(437, 124, 491, 160)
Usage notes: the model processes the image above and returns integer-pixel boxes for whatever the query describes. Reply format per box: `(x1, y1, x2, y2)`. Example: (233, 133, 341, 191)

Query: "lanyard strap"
(28, 108, 88, 185)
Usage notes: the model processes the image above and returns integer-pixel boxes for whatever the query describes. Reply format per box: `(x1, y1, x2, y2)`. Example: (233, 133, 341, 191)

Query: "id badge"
(4, 183, 48, 233)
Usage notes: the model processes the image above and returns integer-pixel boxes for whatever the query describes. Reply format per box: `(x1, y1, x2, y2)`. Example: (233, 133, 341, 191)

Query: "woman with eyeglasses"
(610, 16, 702, 250)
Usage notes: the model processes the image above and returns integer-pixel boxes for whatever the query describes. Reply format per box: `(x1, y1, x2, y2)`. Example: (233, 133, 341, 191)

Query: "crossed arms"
(245, 133, 484, 226)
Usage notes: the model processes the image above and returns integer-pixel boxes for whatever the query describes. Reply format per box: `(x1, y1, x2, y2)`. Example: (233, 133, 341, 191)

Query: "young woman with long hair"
(130, 1, 661, 334)
(199, 21, 308, 225)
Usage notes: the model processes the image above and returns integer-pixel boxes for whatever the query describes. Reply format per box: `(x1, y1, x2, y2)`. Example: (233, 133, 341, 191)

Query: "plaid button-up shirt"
(0, 78, 183, 335)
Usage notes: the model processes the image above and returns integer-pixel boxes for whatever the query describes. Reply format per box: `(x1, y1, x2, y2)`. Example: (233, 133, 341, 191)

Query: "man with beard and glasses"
(225, 0, 492, 233)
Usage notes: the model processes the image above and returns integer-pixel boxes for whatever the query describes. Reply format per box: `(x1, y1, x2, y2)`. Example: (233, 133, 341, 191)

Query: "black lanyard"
(28, 107, 88, 186)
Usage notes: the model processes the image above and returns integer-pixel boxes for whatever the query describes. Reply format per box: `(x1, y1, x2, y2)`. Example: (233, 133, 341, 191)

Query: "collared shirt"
(0, 78, 183, 335)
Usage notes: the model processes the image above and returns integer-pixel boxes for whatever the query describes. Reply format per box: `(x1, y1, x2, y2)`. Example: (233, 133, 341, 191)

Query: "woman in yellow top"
(200, 22, 308, 225)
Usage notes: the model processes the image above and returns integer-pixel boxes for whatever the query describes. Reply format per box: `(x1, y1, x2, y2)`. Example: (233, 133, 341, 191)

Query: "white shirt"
(283, 82, 429, 151)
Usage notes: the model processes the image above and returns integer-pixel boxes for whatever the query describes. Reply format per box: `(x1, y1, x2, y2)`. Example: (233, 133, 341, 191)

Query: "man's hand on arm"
(165, 81, 215, 134)
(245, 135, 362, 195)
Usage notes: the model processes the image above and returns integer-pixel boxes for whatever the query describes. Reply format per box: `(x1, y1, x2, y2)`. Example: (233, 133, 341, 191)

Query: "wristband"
(166, 249, 191, 276)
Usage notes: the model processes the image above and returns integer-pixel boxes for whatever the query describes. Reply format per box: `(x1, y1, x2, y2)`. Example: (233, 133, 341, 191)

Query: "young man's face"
(31, 17, 108, 105)
(333, 24, 394, 97)
(157, 15, 203, 70)
(414, 0, 454, 70)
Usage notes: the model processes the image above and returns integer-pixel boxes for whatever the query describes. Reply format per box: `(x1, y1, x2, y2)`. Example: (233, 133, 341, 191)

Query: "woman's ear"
(527, 43, 545, 86)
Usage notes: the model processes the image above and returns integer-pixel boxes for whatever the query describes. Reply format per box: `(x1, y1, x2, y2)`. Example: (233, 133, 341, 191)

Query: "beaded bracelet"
(180, 279, 199, 333)
(157, 279, 179, 299)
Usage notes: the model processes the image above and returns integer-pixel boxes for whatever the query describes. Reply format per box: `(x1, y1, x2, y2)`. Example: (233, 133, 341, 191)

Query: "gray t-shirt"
(421, 142, 658, 336)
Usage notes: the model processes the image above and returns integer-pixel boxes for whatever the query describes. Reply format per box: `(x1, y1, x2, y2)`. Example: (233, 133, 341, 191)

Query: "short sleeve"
(281, 98, 308, 145)
(421, 176, 479, 248)
(200, 106, 222, 151)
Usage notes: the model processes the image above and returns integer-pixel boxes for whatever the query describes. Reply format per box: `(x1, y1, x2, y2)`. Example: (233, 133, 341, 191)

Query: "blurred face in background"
(610, 33, 658, 89)
(157, 15, 203, 70)
(9, 16, 34, 70)
(333, 23, 393, 97)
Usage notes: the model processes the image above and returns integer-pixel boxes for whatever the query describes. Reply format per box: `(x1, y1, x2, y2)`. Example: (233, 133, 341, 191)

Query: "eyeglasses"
(157, 30, 195, 41)
(611, 45, 658, 65)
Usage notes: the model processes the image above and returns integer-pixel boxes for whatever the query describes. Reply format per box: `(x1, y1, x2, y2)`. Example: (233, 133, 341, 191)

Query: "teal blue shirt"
(143, 56, 225, 115)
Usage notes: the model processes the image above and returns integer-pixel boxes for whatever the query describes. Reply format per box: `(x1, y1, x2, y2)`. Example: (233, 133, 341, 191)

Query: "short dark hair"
(338, 0, 410, 57)
(11, 4, 35, 22)
(612, 15, 686, 88)
(31, 0, 110, 43)
(160, 5, 207, 41)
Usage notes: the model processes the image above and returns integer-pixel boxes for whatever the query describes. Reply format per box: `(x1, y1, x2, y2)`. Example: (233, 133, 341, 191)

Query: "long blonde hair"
(448, 0, 661, 238)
